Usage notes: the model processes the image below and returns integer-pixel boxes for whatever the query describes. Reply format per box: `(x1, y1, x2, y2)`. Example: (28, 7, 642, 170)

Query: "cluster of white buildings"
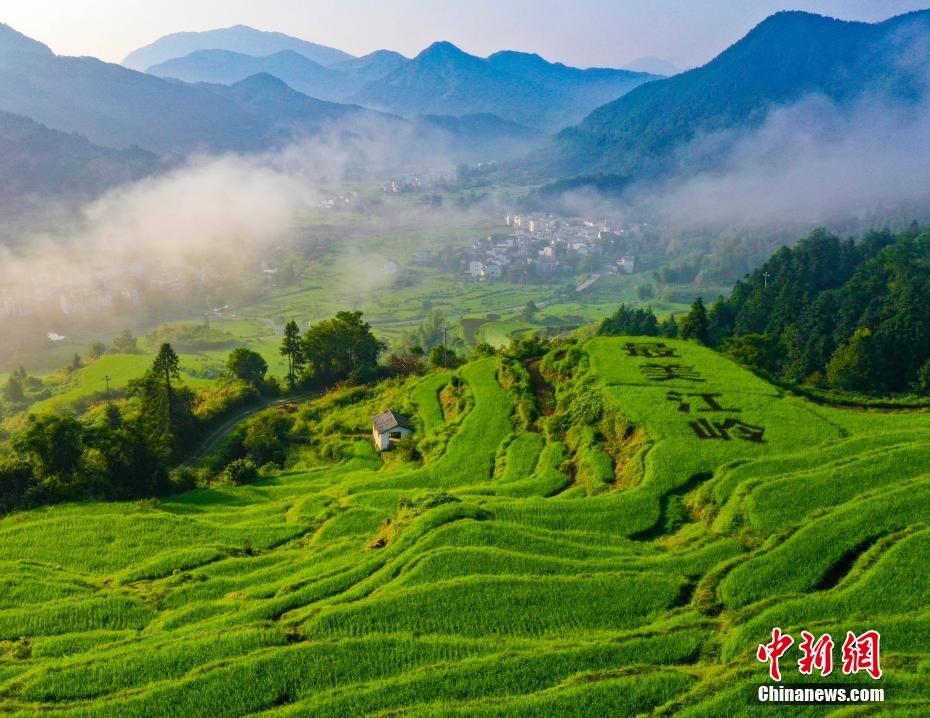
(382, 173, 448, 194)
(460, 213, 643, 282)
(317, 191, 358, 209)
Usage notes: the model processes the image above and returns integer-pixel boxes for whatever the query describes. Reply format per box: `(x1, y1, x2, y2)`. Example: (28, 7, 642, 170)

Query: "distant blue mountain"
(207, 73, 540, 162)
(148, 49, 349, 102)
(147, 48, 411, 103)
(0, 22, 53, 57)
(622, 57, 680, 76)
(0, 25, 266, 154)
(332, 50, 409, 84)
(0, 22, 540, 171)
(351, 42, 657, 131)
(0, 109, 156, 232)
(122, 25, 354, 71)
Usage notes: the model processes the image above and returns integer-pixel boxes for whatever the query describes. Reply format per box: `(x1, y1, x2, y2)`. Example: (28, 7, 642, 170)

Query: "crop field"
(17, 354, 216, 421)
(1, 338, 929, 715)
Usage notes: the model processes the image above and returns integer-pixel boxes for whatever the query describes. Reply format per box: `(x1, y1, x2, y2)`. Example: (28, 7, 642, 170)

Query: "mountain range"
(0, 23, 267, 154)
(0, 110, 157, 241)
(548, 9, 930, 183)
(622, 56, 680, 76)
(147, 47, 413, 105)
(0, 23, 540, 162)
(143, 36, 657, 132)
(0, 9, 927, 216)
(122, 25, 354, 71)
(347, 42, 656, 131)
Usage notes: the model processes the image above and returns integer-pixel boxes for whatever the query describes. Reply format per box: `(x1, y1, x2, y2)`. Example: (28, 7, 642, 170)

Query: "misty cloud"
(631, 90, 930, 230)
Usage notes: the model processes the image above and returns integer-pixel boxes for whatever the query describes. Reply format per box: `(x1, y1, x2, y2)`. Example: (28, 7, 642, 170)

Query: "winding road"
(183, 389, 321, 467)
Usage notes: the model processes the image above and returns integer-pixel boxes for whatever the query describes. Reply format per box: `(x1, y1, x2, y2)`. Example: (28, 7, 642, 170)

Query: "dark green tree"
(659, 315, 678, 338)
(243, 411, 294, 467)
(104, 402, 123, 429)
(11, 415, 83, 481)
(826, 329, 880, 391)
(112, 329, 138, 354)
(87, 341, 107, 360)
(280, 321, 305, 389)
(521, 301, 538, 322)
(706, 296, 735, 347)
(223, 458, 258, 486)
(598, 304, 659, 336)
(82, 419, 169, 498)
(226, 348, 268, 387)
(430, 345, 465, 369)
(679, 298, 709, 344)
(128, 343, 194, 457)
(2, 376, 25, 404)
(917, 359, 930, 396)
(301, 311, 386, 384)
(153, 343, 180, 401)
(722, 334, 781, 373)
(0, 459, 34, 510)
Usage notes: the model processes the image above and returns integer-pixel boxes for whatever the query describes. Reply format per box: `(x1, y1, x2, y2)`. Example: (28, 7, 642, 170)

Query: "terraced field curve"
(1, 340, 929, 716)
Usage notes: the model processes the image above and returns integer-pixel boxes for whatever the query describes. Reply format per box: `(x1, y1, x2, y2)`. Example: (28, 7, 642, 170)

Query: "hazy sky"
(3, 0, 928, 68)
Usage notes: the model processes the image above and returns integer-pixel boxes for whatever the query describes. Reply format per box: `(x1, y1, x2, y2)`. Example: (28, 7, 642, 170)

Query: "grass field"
(1, 337, 927, 715)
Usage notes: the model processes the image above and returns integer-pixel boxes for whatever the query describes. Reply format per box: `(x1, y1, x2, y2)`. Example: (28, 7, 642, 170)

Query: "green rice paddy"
(1, 338, 928, 715)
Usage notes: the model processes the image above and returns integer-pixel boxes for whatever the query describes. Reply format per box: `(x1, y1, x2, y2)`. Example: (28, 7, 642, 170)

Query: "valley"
(0, 5, 929, 716)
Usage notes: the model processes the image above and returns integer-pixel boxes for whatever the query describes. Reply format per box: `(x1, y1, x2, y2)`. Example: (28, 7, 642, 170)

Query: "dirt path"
(525, 358, 555, 416)
(183, 389, 320, 466)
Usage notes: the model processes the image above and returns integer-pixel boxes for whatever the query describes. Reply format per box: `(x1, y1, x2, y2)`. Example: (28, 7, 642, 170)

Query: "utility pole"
(763, 271, 770, 288)
(104, 375, 111, 398)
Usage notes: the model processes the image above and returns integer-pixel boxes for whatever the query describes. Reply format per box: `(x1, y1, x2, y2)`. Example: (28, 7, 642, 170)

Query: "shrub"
(222, 458, 259, 486)
(169, 467, 198, 493)
(242, 411, 294, 466)
(135, 498, 161, 513)
(392, 436, 420, 463)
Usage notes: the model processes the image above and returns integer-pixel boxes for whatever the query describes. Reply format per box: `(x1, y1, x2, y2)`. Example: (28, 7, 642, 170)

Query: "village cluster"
(455, 213, 642, 282)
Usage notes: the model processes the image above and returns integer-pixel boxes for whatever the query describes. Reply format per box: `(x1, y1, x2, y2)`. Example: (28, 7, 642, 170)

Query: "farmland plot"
(1, 338, 928, 716)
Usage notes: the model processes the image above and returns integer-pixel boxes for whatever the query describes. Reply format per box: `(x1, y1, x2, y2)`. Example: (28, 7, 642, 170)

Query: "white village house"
(371, 410, 414, 451)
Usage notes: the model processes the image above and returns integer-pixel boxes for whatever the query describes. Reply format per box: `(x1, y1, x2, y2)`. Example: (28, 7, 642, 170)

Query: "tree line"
(0, 310, 398, 513)
(598, 223, 930, 396)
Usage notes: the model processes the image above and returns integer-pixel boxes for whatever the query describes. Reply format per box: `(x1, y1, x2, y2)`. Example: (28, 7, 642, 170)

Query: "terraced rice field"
(1, 340, 929, 715)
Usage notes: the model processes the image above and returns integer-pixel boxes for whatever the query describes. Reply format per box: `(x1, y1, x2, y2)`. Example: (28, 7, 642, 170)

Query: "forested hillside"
(0, 111, 156, 204)
(595, 224, 930, 397)
(713, 224, 930, 395)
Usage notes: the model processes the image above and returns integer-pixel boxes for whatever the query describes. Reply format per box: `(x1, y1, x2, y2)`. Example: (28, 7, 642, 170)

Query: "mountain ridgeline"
(0, 110, 158, 240)
(0, 23, 542, 174)
(143, 37, 658, 132)
(548, 9, 930, 182)
(347, 42, 657, 131)
(0, 10, 928, 224)
(122, 25, 354, 71)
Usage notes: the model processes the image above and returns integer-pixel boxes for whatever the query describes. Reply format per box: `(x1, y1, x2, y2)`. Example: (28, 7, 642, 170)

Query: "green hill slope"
(0, 341, 928, 715)
(549, 9, 930, 179)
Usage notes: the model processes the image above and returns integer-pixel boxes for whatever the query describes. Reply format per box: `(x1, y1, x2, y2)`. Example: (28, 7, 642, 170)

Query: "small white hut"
(371, 410, 414, 451)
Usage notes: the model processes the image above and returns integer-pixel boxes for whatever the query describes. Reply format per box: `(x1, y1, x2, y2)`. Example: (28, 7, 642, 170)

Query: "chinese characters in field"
(625, 342, 767, 443)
